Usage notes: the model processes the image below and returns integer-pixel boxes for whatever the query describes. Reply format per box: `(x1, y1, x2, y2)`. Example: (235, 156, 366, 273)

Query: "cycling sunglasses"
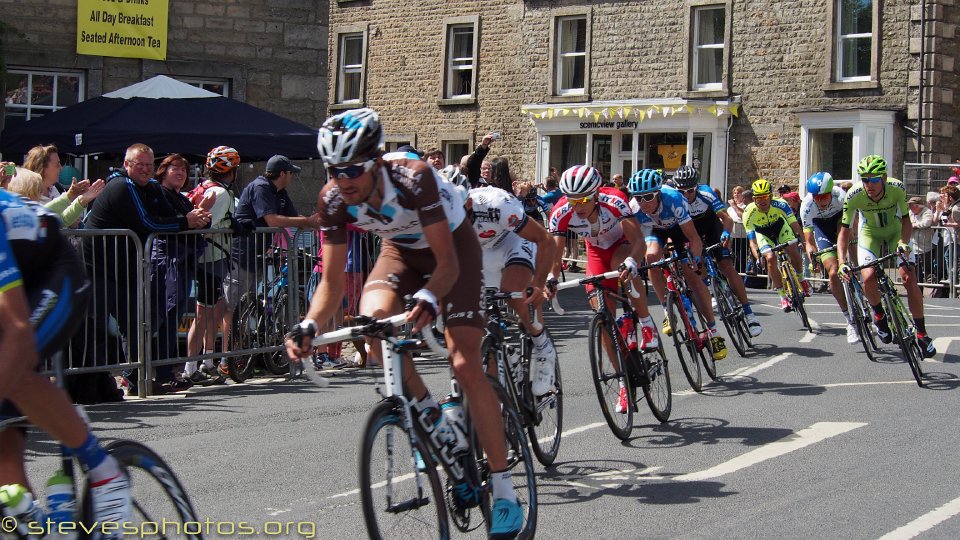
(567, 194, 594, 205)
(813, 193, 832, 202)
(635, 192, 658, 202)
(679, 186, 698, 194)
(330, 159, 375, 179)
(861, 175, 883, 184)
(753, 193, 771, 201)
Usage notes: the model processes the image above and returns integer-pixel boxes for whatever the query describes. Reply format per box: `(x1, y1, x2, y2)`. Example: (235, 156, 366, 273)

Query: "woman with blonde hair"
(6, 167, 44, 201)
(23, 144, 104, 225)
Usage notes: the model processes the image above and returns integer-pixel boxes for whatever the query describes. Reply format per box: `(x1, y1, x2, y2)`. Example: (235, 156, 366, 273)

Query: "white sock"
(842, 311, 853, 325)
(88, 455, 122, 483)
(640, 315, 655, 329)
(490, 470, 516, 503)
(531, 330, 548, 347)
(184, 361, 198, 376)
(202, 356, 215, 370)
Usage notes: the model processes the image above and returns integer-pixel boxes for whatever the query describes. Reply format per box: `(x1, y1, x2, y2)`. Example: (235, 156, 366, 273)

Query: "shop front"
(522, 98, 739, 194)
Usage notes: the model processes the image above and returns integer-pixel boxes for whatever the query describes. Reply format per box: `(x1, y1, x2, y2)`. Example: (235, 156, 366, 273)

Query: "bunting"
(520, 103, 741, 122)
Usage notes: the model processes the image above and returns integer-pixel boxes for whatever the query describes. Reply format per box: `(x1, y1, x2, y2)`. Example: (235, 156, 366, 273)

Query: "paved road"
(20, 283, 960, 539)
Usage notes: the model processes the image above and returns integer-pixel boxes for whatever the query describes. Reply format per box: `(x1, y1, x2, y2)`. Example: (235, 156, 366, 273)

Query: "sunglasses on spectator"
(330, 159, 375, 179)
(861, 175, 883, 184)
(635, 192, 658, 202)
(567, 195, 594, 205)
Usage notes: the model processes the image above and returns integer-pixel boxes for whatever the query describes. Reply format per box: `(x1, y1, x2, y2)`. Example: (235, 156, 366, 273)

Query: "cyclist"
(285, 108, 524, 537)
(743, 178, 811, 311)
(837, 155, 936, 357)
(0, 190, 130, 537)
(546, 165, 659, 413)
(673, 165, 763, 337)
(800, 172, 859, 343)
(629, 169, 728, 360)
(455, 168, 559, 397)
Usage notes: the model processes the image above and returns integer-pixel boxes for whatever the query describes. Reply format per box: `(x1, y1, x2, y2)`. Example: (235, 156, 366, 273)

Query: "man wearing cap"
(222, 155, 321, 365)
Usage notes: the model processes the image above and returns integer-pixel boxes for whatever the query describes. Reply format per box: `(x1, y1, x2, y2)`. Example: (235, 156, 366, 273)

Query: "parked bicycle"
(703, 243, 754, 357)
(646, 255, 716, 390)
(552, 270, 671, 441)
(481, 287, 563, 467)
(305, 313, 538, 539)
(0, 354, 202, 539)
(846, 252, 925, 386)
(769, 239, 812, 331)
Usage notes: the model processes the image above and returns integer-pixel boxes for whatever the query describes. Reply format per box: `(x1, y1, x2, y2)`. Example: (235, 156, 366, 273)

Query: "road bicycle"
(769, 240, 812, 331)
(552, 270, 671, 440)
(229, 246, 310, 382)
(817, 243, 881, 361)
(703, 243, 754, 357)
(848, 252, 925, 387)
(0, 354, 202, 539)
(645, 255, 716, 389)
(306, 312, 537, 539)
(480, 287, 563, 467)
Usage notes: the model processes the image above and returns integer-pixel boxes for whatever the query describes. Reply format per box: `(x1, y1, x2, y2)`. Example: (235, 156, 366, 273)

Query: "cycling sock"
(742, 303, 753, 315)
(202, 358, 215, 370)
(68, 432, 110, 474)
(87, 456, 122, 484)
(914, 317, 926, 334)
(184, 361, 198, 376)
(872, 304, 885, 320)
(640, 315, 655, 329)
(841, 311, 852, 325)
(531, 330, 548, 346)
(490, 470, 517, 503)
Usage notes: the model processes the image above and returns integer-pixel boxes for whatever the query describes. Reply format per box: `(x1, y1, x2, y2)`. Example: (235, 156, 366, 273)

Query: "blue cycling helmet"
(806, 172, 834, 196)
(628, 169, 664, 195)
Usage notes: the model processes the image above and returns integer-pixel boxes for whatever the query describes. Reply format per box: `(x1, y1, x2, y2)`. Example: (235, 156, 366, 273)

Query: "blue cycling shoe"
(489, 498, 523, 539)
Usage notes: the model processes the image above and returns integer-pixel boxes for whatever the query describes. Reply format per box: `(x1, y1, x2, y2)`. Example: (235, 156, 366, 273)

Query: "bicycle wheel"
(262, 293, 294, 375)
(359, 399, 450, 540)
(783, 264, 811, 331)
(527, 332, 563, 467)
(227, 294, 261, 383)
(640, 345, 672, 422)
(695, 309, 718, 381)
(667, 293, 703, 392)
(885, 294, 924, 387)
(85, 440, 203, 540)
(845, 281, 876, 361)
(713, 279, 746, 356)
(587, 313, 634, 440)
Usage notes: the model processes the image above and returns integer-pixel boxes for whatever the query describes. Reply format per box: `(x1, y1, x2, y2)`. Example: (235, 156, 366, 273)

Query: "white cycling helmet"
(559, 165, 603, 196)
(440, 164, 471, 191)
(317, 108, 385, 166)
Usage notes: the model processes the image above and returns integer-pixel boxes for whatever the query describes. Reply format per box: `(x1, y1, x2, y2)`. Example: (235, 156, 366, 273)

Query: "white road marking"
(877, 495, 960, 540)
(724, 352, 792, 379)
(674, 421, 867, 482)
(933, 337, 960, 358)
(800, 316, 819, 343)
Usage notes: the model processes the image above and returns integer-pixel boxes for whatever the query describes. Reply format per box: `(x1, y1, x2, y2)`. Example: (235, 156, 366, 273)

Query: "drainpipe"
(918, 0, 926, 163)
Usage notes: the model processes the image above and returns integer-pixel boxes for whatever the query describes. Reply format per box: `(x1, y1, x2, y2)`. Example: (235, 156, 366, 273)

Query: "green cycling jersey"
(841, 177, 908, 234)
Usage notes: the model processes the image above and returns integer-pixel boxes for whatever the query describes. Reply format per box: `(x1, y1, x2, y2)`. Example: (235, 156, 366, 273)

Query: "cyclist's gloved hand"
(897, 241, 912, 256)
(408, 289, 439, 332)
(838, 263, 852, 280)
(620, 256, 639, 278)
(285, 319, 317, 359)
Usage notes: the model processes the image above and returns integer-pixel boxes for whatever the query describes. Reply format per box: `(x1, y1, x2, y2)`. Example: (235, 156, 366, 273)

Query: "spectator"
(777, 184, 791, 197)
(839, 181, 854, 194)
(541, 177, 563, 211)
(488, 157, 512, 192)
(908, 195, 935, 283)
(186, 146, 241, 383)
(6, 167, 44, 200)
(727, 186, 749, 274)
(948, 176, 960, 188)
(782, 191, 801, 217)
(22, 144, 102, 226)
(515, 181, 548, 225)
(928, 191, 945, 282)
(7, 166, 104, 227)
(937, 185, 960, 287)
(85, 143, 210, 396)
(424, 147, 445, 170)
(223, 155, 321, 368)
(23, 143, 65, 202)
(466, 132, 496, 187)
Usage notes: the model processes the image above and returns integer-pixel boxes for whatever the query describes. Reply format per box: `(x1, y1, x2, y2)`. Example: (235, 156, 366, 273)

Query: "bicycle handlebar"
(850, 251, 908, 272)
(769, 239, 800, 253)
(550, 270, 639, 315)
(811, 244, 838, 258)
(310, 313, 449, 358)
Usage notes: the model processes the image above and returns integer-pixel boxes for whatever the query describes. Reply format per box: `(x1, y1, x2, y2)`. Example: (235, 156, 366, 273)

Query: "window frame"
(547, 7, 591, 103)
(796, 109, 895, 191)
(175, 76, 230, 97)
(3, 68, 86, 124)
(824, 0, 881, 90)
(332, 25, 369, 108)
(683, 1, 731, 98)
(440, 16, 480, 105)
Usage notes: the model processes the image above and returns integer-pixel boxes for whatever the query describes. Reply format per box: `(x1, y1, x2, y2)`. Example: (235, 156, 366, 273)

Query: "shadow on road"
(621, 416, 796, 450)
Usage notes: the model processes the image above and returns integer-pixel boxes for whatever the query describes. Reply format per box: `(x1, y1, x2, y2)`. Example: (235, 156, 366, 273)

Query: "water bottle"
(681, 294, 697, 330)
(0, 484, 44, 535)
(616, 315, 638, 351)
(439, 393, 468, 455)
(45, 471, 78, 540)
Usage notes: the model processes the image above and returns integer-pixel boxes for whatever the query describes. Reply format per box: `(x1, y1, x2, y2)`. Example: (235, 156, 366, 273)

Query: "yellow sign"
(76, 0, 169, 60)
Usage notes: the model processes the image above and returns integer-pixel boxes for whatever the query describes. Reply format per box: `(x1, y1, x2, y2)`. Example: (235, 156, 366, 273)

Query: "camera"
(3, 164, 14, 176)
(490, 131, 501, 141)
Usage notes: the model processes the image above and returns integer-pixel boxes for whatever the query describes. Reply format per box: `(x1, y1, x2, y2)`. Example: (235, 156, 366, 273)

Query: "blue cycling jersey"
(686, 185, 727, 220)
(0, 190, 44, 293)
(631, 185, 692, 230)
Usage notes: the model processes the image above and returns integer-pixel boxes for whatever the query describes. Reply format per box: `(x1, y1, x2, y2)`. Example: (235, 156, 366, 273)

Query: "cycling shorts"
(481, 233, 536, 289)
(858, 227, 916, 267)
(1, 246, 91, 422)
(364, 222, 485, 329)
(647, 224, 689, 251)
(755, 222, 797, 255)
(585, 237, 629, 293)
(196, 259, 228, 307)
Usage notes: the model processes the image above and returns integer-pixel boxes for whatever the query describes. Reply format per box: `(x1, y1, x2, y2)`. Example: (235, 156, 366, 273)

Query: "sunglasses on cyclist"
(329, 159, 375, 179)
(861, 175, 883, 184)
(679, 186, 698, 194)
(813, 193, 832, 202)
(635, 192, 658, 203)
(567, 195, 594, 205)
(753, 194, 771, 201)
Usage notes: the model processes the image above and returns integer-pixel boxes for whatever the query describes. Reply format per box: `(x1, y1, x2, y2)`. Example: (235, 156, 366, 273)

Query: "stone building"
(0, 0, 329, 207)
(328, 0, 958, 195)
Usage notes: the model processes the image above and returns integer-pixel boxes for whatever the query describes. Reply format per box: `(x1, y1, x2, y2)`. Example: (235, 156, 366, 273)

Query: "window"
(809, 129, 854, 180)
(177, 77, 229, 97)
(3, 69, 83, 130)
(555, 15, 587, 96)
(442, 19, 478, 101)
(692, 7, 725, 89)
(836, 0, 872, 81)
(797, 110, 895, 188)
(443, 141, 470, 167)
(336, 29, 367, 104)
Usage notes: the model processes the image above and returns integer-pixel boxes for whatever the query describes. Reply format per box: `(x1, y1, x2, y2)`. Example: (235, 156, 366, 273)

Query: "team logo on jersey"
(474, 208, 501, 223)
(507, 214, 520, 227)
(479, 229, 497, 239)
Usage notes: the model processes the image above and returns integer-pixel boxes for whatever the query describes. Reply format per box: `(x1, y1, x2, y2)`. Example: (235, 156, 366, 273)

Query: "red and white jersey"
(547, 187, 633, 249)
(467, 186, 528, 249)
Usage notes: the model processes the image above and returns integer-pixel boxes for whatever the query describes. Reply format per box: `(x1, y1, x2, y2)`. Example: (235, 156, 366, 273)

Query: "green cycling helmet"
(857, 155, 887, 176)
